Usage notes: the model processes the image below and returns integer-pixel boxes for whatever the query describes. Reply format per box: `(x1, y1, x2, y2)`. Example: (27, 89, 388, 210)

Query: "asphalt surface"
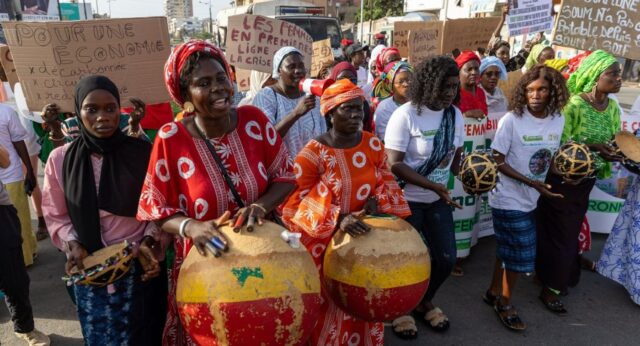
(1, 87, 639, 346)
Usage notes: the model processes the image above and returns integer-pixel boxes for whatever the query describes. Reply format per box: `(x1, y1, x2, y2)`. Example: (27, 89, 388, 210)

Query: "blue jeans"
(406, 199, 456, 302)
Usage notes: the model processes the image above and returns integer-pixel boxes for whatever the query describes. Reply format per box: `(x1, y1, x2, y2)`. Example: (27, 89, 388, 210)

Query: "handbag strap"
(193, 122, 245, 208)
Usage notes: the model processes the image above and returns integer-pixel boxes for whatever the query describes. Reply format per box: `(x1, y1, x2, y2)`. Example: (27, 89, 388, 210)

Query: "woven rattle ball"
(458, 152, 498, 194)
(553, 142, 596, 183)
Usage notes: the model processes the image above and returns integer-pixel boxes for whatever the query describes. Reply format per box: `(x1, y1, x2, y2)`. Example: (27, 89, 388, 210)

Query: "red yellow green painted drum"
(323, 215, 431, 322)
(176, 221, 322, 345)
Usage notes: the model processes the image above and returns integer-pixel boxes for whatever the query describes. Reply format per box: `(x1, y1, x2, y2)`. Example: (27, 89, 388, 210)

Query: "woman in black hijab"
(42, 75, 166, 345)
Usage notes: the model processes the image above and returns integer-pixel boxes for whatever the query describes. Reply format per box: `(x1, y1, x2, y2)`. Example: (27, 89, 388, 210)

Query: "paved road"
(1, 86, 639, 345)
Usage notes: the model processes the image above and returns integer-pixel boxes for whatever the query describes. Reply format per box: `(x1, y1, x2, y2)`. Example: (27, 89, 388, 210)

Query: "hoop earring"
(183, 101, 195, 113)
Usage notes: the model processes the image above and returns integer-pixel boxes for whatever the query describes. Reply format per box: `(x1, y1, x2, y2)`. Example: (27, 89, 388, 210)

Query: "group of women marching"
(20, 30, 636, 345)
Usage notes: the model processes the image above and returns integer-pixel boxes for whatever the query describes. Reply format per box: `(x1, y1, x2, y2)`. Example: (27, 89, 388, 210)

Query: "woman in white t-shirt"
(484, 65, 569, 331)
(385, 56, 464, 334)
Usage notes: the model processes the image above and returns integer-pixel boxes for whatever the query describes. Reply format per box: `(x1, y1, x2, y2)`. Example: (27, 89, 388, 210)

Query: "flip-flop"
(391, 315, 418, 340)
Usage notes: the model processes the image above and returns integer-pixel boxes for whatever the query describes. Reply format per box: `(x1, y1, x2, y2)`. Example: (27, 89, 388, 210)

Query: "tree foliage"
(356, 0, 404, 23)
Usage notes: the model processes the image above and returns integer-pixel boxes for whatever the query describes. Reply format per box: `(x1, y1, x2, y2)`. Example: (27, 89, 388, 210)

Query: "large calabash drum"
(458, 151, 498, 195)
(322, 215, 430, 322)
(553, 141, 597, 183)
(176, 221, 322, 346)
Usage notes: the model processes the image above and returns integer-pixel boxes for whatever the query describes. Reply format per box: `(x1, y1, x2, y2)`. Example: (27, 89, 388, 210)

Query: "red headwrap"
(163, 40, 232, 106)
(455, 50, 480, 69)
(320, 79, 364, 116)
(375, 47, 400, 74)
(329, 61, 357, 81)
(374, 33, 386, 40)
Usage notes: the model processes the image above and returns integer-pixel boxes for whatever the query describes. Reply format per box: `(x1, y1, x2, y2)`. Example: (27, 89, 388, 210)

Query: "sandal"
(538, 294, 567, 315)
(423, 307, 450, 332)
(451, 265, 464, 277)
(392, 315, 418, 340)
(36, 227, 48, 241)
(494, 303, 526, 331)
(580, 257, 596, 272)
(482, 290, 500, 307)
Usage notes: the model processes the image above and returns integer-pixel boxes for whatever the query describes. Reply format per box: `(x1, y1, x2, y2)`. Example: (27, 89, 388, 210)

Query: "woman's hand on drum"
(232, 203, 268, 232)
(185, 212, 231, 257)
(339, 211, 371, 237)
(433, 184, 463, 209)
(530, 180, 564, 199)
(590, 143, 620, 162)
(138, 236, 160, 282)
(65, 240, 89, 275)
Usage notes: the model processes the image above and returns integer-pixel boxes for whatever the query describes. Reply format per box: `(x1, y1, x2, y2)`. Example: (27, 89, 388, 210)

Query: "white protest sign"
(507, 0, 554, 37)
(471, 0, 498, 14)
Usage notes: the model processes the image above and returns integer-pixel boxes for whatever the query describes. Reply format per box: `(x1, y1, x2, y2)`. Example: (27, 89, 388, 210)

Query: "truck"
(216, 0, 344, 58)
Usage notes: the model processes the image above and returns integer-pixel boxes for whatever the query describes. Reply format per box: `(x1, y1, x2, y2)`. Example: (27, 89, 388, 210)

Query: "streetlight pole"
(359, 0, 364, 43)
(199, 0, 213, 36)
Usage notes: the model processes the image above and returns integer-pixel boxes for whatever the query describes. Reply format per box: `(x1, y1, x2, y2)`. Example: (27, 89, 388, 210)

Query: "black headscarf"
(62, 75, 151, 254)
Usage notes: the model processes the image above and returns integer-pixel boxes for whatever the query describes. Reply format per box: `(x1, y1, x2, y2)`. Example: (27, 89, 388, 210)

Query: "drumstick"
(233, 214, 246, 233)
(210, 236, 226, 251)
(247, 216, 256, 232)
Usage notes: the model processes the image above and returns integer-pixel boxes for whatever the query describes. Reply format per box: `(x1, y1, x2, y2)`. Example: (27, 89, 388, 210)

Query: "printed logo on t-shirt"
(548, 134, 560, 141)
(522, 135, 543, 142)
(528, 148, 553, 176)
(421, 129, 437, 138)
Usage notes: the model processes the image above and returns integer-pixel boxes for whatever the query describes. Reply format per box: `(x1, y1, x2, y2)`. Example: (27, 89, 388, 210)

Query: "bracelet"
(179, 218, 192, 238)
(250, 203, 267, 213)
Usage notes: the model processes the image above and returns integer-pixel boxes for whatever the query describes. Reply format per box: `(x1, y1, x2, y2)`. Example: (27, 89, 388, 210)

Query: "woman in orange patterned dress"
(282, 79, 411, 346)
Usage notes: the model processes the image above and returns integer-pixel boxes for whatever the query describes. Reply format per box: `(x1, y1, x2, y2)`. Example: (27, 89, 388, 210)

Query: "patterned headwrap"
(320, 79, 364, 116)
(328, 61, 357, 82)
(163, 40, 232, 106)
(455, 50, 480, 69)
(375, 47, 400, 74)
(479, 56, 507, 80)
(373, 61, 413, 101)
(544, 58, 569, 72)
(566, 50, 618, 94)
(567, 51, 592, 74)
(524, 44, 548, 69)
(272, 46, 302, 80)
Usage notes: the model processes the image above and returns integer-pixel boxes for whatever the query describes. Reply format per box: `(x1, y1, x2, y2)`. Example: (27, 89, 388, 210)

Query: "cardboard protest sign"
(0, 45, 19, 89)
(311, 38, 333, 78)
(471, 0, 498, 14)
(553, 0, 640, 59)
(393, 21, 434, 58)
(236, 68, 251, 92)
(497, 69, 523, 103)
(507, 0, 553, 37)
(407, 22, 442, 65)
(226, 14, 312, 74)
(2, 17, 170, 112)
(441, 17, 501, 55)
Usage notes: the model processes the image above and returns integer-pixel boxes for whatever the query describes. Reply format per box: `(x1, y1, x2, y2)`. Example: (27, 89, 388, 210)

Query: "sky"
(88, 0, 230, 20)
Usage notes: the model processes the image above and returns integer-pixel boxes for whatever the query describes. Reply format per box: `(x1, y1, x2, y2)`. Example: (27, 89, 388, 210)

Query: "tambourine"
(62, 241, 134, 287)
(552, 141, 597, 183)
(458, 151, 498, 195)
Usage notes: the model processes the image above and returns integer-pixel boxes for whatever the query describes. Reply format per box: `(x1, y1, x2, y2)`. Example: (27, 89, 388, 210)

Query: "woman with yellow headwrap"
(282, 79, 411, 344)
(536, 50, 622, 315)
(524, 44, 555, 70)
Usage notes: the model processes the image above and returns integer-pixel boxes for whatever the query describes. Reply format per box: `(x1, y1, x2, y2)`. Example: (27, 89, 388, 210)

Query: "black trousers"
(0, 205, 34, 333)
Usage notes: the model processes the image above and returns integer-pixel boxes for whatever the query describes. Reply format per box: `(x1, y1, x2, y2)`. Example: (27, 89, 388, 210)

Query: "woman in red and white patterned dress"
(137, 40, 296, 345)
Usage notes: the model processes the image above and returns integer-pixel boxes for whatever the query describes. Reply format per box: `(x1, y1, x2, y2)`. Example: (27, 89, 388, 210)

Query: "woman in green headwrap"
(524, 44, 555, 71)
(536, 50, 622, 315)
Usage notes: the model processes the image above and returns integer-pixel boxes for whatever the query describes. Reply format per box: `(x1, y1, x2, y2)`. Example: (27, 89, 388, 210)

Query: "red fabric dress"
(137, 106, 295, 346)
(458, 87, 488, 115)
(282, 132, 410, 346)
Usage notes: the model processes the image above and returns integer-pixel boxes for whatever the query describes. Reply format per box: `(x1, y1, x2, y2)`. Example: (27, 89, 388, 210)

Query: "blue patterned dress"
(597, 174, 640, 305)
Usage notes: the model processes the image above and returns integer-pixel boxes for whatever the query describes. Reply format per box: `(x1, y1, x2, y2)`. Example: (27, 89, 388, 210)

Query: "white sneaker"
(14, 329, 51, 346)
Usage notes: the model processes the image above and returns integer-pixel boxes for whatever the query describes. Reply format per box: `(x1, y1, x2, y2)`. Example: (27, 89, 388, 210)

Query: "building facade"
(164, 0, 193, 19)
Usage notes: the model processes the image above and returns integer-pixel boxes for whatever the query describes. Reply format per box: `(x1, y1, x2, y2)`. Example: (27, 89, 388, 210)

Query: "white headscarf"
(272, 46, 302, 79)
(367, 44, 386, 84)
(239, 71, 272, 106)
